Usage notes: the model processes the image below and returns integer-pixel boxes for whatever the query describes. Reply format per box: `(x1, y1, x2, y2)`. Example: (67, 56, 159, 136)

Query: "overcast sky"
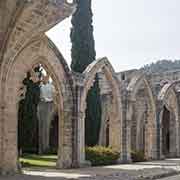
(46, 0, 180, 72)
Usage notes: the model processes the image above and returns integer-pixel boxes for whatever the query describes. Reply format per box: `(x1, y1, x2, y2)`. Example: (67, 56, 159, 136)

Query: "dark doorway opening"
(162, 106, 170, 157)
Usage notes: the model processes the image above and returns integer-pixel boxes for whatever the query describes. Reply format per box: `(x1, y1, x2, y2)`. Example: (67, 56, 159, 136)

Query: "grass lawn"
(20, 154, 58, 168)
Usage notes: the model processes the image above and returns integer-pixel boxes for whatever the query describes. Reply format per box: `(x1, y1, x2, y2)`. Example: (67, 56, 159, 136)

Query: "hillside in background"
(141, 60, 180, 73)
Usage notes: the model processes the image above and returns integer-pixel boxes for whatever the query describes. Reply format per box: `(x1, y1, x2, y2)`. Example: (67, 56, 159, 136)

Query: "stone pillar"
(56, 109, 73, 169)
(156, 101, 164, 159)
(145, 102, 157, 160)
(144, 118, 150, 159)
(177, 94, 180, 157)
(77, 111, 87, 166)
(175, 113, 180, 157)
(177, 106, 180, 157)
(125, 118, 132, 162)
(1, 106, 19, 174)
(75, 84, 90, 167)
(98, 94, 111, 146)
(109, 95, 120, 150)
(38, 101, 54, 154)
(120, 91, 132, 163)
(169, 112, 178, 157)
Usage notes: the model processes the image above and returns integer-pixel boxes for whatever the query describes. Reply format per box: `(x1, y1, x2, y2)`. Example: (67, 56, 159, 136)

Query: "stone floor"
(1, 159, 180, 180)
(156, 175, 180, 180)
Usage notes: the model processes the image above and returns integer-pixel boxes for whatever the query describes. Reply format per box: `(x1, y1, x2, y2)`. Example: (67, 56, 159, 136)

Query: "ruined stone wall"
(98, 68, 180, 161)
(0, 1, 125, 172)
(0, 0, 76, 174)
(0, 1, 20, 58)
(3, 0, 180, 175)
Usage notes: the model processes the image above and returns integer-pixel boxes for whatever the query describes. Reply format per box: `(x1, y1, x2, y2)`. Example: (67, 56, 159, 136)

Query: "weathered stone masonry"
(1, 0, 180, 175)
(0, 0, 124, 173)
(99, 68, 180, 162)
(115, 70, 180, 161)
(0, 0, 76, 174)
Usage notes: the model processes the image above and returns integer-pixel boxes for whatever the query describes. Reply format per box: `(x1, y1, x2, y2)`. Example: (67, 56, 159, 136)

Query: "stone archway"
(127, 74, 157, 160)
(158, 82, 180, 158)
(0, 36, 74, 173)
(0, 0, 75, 174)
(76, 57, 123, 166)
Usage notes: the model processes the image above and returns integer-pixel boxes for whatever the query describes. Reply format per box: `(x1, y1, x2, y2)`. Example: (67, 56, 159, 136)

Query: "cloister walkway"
(2, 159, 180, 180)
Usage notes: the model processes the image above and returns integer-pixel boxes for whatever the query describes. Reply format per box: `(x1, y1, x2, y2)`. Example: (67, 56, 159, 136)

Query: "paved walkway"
(156, 175, 180, 180)
(1, 159, 180, 180)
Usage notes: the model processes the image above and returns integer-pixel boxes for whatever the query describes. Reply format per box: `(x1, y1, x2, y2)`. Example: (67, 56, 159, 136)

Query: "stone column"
(75, 84, 90, 167)
(1, 106, 19, 174)
(169, 112, 178, 157)
(175, 112, 180, 157)
(177, 94, 180, 157)
(144, 101, 157, 160)
(77, 111, 86, 166)
(121, 91, 132, 163)
(98, 94, 111, 146)
(38, 101, 54, 154)
(177, 108, 180, 157)
(144, 116, 149, 159)
(109, 94, 121, 151)
(126, 100, 136, 162)
(125, 118, 132, 162)
(56, 109, 73, 169)
(147, 109, 158, 160)
(156, 101, 164, 159)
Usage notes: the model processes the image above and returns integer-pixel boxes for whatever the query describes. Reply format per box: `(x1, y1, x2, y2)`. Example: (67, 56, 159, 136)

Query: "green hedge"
(131, 150, 146, 162)
(85, 146, 120, 166)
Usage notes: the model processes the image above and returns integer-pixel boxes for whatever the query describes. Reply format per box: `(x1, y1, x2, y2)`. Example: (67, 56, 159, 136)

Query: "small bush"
(85, 146, 120, 166)
(131, 150, 146, 162)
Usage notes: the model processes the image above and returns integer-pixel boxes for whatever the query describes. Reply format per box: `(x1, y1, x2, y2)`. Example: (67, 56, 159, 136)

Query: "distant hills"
(141, 60, 180, 73)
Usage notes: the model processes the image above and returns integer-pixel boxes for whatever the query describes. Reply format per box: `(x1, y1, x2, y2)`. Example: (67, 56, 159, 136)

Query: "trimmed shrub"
(131, 150, 146, 162)
(85, 146, 120, 166)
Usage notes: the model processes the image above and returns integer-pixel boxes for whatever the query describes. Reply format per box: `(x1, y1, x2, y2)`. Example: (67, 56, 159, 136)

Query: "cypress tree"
(71, 0, 102, 146)
(18, 67, 41, 153)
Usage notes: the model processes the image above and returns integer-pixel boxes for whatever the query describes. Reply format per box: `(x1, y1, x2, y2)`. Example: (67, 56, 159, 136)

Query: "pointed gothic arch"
(127, 74, 157, 160)
(158, 81, 180, 158)
(0, 0, 76, 174)
(77, 57, 123, 165)
(0, 36, 74, 173)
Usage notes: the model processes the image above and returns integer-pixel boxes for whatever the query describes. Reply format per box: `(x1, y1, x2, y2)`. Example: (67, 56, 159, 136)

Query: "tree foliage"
(71, 0, 96, 73)
(18, 68, 41, 153)
(141, 59, 180, 73)
(71, 0, 102, 146)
